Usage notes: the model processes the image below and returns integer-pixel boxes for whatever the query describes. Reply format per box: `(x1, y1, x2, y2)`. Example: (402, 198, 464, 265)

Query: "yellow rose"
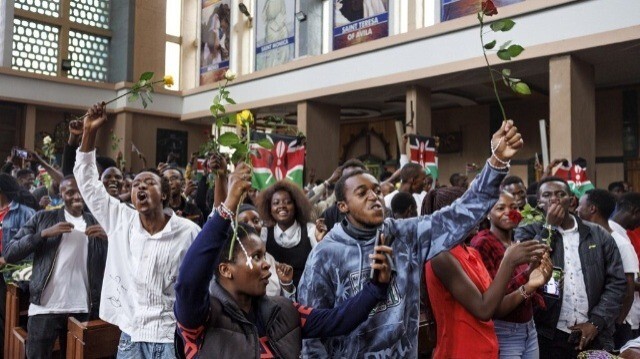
(163, 75, 174, 87)
(236, 110, 254, 126)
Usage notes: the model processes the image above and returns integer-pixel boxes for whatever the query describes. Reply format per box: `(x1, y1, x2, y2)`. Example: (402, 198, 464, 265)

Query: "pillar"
(404, 85, 432, 153)
(549, 55, 596, 179)
(24, 105, 36, 150)
(297, 101, 340, 181)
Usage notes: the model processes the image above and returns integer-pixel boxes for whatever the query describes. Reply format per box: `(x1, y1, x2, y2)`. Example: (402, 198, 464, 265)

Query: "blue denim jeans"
(494, 319, 539, 359)
(117, 332, 175, 359)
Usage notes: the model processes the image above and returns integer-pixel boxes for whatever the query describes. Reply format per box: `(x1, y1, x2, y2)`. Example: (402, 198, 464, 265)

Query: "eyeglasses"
(540, 191, 569, 200)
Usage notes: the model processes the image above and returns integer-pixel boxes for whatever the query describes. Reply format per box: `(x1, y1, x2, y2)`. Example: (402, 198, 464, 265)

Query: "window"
(11, 18, 60, 76)
(11, 0, 111, 81)
(165, 0, 182, 89)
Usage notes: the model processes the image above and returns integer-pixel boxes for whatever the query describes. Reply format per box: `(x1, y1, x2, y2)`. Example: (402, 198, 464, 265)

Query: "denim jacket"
(2, 202, 36, 253)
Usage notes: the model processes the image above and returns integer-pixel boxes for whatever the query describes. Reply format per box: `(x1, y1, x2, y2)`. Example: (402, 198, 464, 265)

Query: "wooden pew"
(66, 317, 120, 359)
(5, 283, 29, 359)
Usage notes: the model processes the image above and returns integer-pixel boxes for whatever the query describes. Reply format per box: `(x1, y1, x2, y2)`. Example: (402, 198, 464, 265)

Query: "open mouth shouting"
(136, 191, 149, 203)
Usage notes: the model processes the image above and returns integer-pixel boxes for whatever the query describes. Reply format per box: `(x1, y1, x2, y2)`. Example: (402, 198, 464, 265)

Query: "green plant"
(478, 0, 531, 122)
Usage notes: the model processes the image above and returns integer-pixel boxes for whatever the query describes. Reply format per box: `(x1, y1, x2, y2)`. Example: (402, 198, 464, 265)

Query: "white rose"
(43, 136, 52, 145)
(224, 70, 237, 81)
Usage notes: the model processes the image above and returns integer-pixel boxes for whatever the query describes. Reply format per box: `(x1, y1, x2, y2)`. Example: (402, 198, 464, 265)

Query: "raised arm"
(414, 120, 523, 261)
(73, 103, 130, 233)
(174, 163, 251, 329)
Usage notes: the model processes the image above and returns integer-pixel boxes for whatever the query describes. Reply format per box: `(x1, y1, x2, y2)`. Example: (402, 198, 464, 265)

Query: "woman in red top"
(471, 192, 552, 358)
(425, 189, 549, 359)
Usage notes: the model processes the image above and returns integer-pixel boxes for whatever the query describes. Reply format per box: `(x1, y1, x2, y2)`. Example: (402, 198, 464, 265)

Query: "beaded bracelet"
(490, 137, 511, 169)
(486, 159, 509, 171)
(217, 203, 235, 220)
(518, 285, 531, 299)
(280, 280, 293, 287)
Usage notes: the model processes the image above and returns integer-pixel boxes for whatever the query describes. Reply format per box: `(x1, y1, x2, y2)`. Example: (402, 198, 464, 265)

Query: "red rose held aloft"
(507, 210, 523, 225)
(482, 0, 498, 16)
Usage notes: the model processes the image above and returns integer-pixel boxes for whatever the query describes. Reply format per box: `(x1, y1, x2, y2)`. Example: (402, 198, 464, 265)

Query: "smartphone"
(369, 229, 381, 281)
(543, 266, 562, 298)
(12, 147, 28, 159)
(568, 329, 582, 345)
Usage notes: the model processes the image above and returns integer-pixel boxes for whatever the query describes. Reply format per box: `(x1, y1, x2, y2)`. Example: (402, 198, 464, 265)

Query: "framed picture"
(436, 131, 462, 154)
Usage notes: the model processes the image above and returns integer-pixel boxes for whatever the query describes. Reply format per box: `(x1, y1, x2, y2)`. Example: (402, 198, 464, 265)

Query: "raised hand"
(83, 102, 108, 134)
(275, 262, 294, 284)
(503, 240, 548, 268)
(223, 162, 252, 212)
(490, 119, 523, 163)
(545, 202, 565, 227)
(41, 222, 74, 238)
(183, 180, 197, 198)
(315, 218, 328, 242)
(526, 252, 552, 289)
(85, 224, 108, 240)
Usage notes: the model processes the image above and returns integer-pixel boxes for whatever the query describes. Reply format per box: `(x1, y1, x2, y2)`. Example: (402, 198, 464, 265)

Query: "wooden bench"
(66, 317, 120, 359)
(5, 283, 29, 359)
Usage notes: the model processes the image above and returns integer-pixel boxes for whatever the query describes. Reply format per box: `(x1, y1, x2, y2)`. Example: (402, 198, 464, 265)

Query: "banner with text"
(333, 0, 389, 50)
(255, 0, 296, 71)
(441, 0, 525, 22)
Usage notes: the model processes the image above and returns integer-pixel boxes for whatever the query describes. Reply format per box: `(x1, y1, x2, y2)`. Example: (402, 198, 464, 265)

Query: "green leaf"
(218, 132, 241, 146)
(497, 49, 511, 61)
(484, 40, 496, 50)
(507, 44, 525, 58)
(213, 95, 220, 104)
(231, 151, 244, 164)
(502, 68, 511, 77)
(139, 72, 154, 81)
(512, 82, 531, 95)
(256, 138, 274, 149)
(490, 19, 515, 32)
(226, 98, 236, 105)
(140, 96, 148, 109)
(502, 19, 516, 31)
(232, 143, 249, 154)
(128, 93, 139, 103)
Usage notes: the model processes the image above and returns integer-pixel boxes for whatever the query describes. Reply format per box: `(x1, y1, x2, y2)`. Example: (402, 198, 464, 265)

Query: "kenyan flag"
(407, 134, 438, 180)
(553, 158, 595, 198)
(250, 132, 305, 190)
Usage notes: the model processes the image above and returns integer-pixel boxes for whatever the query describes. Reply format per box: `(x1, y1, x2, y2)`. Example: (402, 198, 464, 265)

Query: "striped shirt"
(74, 149, 200, 343)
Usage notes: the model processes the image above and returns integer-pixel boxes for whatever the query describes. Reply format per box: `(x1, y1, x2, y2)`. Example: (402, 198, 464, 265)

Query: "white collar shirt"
(610, 220, 640, 328)
(261, 221, 317, 249)
(74, 150, 201, 343)
(557, 216, 590, 333)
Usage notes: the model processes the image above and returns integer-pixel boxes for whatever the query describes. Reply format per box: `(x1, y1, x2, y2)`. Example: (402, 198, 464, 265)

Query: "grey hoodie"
(298, 164, 507, 358)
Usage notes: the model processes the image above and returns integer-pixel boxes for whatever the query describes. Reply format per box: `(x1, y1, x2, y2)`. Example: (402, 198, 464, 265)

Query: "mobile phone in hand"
(568, 329, 582, 345)
(369, 230, 381, 281)
(12, 147, 28, 159)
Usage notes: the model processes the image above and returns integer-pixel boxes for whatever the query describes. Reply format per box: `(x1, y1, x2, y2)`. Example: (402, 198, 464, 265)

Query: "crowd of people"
(0, 101, 639, 359)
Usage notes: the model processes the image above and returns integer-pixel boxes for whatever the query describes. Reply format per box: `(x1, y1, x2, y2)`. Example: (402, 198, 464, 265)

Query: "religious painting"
(255, 0, 296, 71)
(441, 0, 525, 22)
(333, 0, 389, 50)
(200, 0, 231, 85)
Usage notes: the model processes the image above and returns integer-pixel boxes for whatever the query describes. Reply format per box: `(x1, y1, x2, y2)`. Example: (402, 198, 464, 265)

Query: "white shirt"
(74, 150, 200, 343)
(29, 210, 89, 316)
(610, 220, 640, 328)
(260, 221, 317, 249)
(557, 216, 590, 333)
(384, 190, 425, 215)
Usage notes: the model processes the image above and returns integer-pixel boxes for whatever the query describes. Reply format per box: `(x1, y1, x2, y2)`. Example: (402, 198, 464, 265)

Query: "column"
(297, 101, 340, 181)
(108, 0, 136, 83)
(549, 55, 596, 178)
(404, 85, 432, 153)
(24, 105, 36, 150)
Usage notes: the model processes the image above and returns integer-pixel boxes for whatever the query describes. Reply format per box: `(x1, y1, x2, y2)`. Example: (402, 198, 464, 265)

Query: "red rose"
(482, 0, 498, 16)
(507, 210, 523, 225)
